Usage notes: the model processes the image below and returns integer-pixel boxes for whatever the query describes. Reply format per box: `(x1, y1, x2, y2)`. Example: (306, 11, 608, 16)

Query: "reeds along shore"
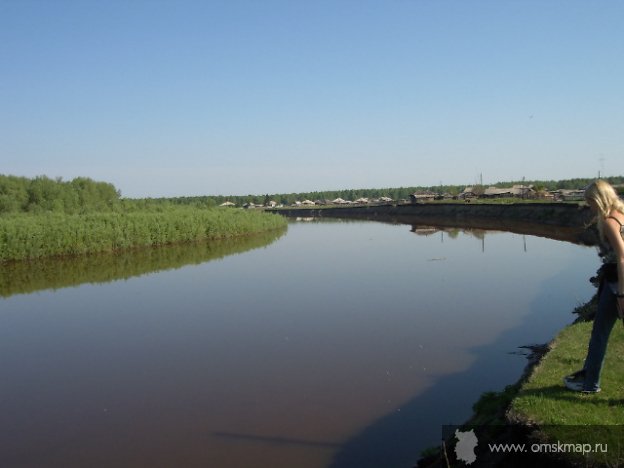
(0, 207, 287, 262)
(0, 175, 287, 262)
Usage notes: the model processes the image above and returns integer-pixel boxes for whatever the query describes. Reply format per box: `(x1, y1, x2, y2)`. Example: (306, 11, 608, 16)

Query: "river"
(0, 218, 598, 467)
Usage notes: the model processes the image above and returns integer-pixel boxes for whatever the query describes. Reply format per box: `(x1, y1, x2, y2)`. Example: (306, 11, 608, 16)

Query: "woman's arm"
(604, 216, 624, 315)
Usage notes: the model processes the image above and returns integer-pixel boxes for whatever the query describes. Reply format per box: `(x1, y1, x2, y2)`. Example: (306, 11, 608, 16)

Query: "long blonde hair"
(584, 179, 624, 241)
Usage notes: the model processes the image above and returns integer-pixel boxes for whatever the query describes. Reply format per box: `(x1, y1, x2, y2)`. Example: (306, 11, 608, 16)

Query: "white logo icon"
(454, 428, 478, 464)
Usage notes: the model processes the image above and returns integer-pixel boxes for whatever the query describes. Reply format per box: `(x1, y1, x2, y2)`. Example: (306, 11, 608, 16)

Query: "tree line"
(0, 175, 120, 214)
(157, 176, 624, 207)
(2, 174, 623, 213)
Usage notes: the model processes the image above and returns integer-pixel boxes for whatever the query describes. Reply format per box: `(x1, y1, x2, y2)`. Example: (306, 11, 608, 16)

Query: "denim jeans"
(583, 281, 622, 391)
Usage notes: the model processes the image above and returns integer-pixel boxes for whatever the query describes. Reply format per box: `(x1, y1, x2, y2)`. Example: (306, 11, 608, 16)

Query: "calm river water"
(0, 219, 598, 468)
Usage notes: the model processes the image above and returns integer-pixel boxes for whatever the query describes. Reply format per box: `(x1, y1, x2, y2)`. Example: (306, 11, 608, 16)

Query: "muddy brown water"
(0, 219, 598, 467)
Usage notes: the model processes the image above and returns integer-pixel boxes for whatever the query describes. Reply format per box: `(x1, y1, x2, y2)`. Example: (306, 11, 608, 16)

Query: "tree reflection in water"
(0, 228, 286, 298)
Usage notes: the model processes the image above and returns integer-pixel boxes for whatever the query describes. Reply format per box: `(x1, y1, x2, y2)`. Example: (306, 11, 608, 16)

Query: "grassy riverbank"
(508, 305, 624, 466)
(511, 323, 624, 427)
(0, 207, 287, 262)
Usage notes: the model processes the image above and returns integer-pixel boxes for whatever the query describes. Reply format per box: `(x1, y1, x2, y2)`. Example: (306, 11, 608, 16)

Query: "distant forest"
(164, 176, 624, 208)
(1, 174, 623, 214)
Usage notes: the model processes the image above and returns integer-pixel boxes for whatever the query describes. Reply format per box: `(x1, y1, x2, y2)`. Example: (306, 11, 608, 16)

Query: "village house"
(458, 185, 537, 200)
(331, 198, 351, 205)
(458, 187, 477, 200)
(409, 191, 436, 203)
(481, 185, 535, 199)
(551, 189, 585, 201)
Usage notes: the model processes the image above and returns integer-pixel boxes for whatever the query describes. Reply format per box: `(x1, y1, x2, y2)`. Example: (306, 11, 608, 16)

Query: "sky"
(1, 0, 623, 198)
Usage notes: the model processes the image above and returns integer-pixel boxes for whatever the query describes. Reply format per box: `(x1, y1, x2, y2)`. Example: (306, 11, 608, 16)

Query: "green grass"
(510, 317, 624, 465)
(0, 207, 287, 262)
(511, 321, 624, 424)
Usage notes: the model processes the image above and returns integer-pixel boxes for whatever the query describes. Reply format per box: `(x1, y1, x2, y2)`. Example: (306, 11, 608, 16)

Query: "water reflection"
(0, 220, 598, 468)
(0, 228, 286, 298)
(407, 221, 593, 245)
(328, 259, 576, 468)
(410, 225, 533, 253)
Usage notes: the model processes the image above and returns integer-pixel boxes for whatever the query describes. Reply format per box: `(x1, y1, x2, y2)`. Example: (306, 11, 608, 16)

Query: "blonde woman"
(564, 180, 624, 393)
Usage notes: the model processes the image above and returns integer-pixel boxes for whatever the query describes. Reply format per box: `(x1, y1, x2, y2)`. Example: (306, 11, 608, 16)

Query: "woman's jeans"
(583, 282, 622, 391)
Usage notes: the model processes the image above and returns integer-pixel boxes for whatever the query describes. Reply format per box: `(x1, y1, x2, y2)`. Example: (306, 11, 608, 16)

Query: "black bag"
(599, 263, 618, 282)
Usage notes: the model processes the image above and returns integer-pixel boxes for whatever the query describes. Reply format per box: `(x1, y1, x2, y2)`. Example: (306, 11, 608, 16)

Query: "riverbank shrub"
(0, 207, 287, 262)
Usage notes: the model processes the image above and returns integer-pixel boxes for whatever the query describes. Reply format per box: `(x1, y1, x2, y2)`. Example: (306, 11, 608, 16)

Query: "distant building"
(552, 189, 585, 201)
(479, 185, 536, 199)
(409, 191, 436, 203)
(459, 187, 477, 199)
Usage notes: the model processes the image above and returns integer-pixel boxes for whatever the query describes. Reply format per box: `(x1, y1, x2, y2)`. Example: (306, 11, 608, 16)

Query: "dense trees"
(0, 175, 120, 214)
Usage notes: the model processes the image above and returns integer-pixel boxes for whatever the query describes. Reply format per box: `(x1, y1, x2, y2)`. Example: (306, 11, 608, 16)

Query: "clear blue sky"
(1, 0, 623, 198)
